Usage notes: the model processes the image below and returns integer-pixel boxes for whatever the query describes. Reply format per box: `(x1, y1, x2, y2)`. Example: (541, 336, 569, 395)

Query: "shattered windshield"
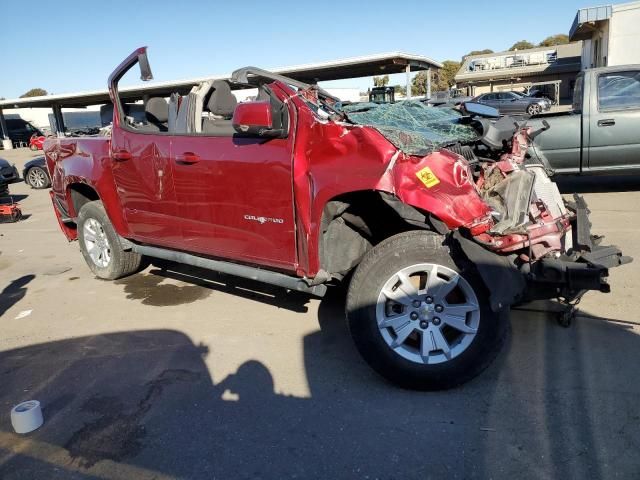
(341, 101, 479, 156)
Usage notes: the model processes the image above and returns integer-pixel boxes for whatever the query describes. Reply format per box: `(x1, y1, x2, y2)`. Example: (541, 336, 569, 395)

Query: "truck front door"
(169, 87, 297, 271)
(587, 69, 640, 172)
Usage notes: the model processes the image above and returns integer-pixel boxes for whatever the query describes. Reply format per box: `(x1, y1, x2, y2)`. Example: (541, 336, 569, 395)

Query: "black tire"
(77, 200, 142, 280)
(346, 230, 508, 390)
(25, 166, 50, 189)
(0, 183, 8, 197)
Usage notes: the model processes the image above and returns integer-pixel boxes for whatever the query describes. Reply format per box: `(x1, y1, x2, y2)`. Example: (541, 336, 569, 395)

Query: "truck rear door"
(587, 69, 640, 172)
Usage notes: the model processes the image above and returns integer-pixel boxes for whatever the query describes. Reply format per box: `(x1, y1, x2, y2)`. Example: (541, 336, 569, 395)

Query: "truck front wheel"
(346, 231, 508, 390)
(77, 201, 143, 280)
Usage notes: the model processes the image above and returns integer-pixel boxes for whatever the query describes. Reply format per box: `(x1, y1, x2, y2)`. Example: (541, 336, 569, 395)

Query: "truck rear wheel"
(346, 231, 508, 390)
(77, 201, 142, 280)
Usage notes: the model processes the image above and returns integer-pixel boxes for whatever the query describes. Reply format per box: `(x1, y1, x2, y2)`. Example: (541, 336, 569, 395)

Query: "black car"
(5, 118, 43, 146)
(23, 156, 51, 189)
(0, 157, 20, 196)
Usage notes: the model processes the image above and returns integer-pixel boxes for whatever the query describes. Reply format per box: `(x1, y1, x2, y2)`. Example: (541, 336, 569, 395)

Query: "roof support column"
(0, 109, 12, 150)
(52, 105, 65, 136)
(426, 67, 432, 100)
(406, 64, 411, 100)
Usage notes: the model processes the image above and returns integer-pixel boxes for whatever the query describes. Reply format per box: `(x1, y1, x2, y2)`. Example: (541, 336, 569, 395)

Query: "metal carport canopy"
(0, 51, 442, 109)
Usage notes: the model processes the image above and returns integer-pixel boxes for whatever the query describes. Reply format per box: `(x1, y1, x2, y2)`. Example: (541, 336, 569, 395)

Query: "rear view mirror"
(463, 102, 500, 118)
(232, 101, 274, 136)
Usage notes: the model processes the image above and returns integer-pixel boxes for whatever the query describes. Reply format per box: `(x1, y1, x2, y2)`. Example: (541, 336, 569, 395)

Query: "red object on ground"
(29, 134, 46, 151)
(0, 197, 22, 223)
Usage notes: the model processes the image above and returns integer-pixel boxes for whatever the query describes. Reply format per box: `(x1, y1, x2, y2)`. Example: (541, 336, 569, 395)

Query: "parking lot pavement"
(1, 148, 639, 479)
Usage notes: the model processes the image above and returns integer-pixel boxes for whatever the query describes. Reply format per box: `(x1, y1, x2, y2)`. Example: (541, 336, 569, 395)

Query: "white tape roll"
(11, 400, 43, 434)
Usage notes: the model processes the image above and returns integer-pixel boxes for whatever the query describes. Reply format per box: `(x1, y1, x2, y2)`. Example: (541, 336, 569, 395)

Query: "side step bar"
(130, 244, 327, 297)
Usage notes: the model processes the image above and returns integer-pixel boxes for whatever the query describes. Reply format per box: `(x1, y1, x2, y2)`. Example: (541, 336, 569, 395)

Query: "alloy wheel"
(27, 168, 47, 188)
(376, 263, 480, 365)
(83, 218, 112, 268)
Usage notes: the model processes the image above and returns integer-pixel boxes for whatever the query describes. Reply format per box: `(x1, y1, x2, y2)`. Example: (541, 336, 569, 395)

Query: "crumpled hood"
(342, 101, 479, 156)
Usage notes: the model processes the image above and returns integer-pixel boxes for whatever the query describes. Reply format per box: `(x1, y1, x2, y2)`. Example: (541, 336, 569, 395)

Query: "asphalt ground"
(1, 148, 639, 479)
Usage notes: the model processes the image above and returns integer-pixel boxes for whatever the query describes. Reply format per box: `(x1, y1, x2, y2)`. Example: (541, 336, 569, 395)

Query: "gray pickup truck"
(529, 65, 640, 175)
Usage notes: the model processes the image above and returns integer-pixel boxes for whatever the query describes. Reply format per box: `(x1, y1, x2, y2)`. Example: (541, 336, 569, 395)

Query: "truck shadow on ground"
(555, 174, 640, 194)
(1, 284, 639, 479)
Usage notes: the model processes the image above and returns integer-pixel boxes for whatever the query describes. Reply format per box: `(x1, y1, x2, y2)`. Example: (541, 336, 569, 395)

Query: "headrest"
(207, 80, 237, 117)
(145, 97, 169, 123)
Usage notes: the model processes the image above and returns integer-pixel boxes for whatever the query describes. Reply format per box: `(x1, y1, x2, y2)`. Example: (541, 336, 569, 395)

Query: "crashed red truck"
(44, 48, 631, 390)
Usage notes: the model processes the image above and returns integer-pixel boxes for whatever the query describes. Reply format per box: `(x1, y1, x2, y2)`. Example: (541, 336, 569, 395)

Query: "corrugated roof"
(0, 52, 441, 110)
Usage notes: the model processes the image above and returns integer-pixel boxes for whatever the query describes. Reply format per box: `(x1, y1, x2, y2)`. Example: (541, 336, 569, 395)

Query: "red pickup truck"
(45, 48, 630, 390)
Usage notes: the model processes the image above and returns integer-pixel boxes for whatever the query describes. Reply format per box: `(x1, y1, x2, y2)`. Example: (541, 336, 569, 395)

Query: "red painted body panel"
(285, 87, 491, 276)
(45, 136, 132, 242)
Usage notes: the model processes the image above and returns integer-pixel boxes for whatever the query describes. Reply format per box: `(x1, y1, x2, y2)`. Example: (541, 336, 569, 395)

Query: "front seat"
(142, 97, 169, 132)
(202, 81, 238, 135)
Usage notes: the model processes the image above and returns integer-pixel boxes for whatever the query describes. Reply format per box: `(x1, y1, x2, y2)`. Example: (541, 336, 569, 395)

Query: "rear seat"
(138, 97, 169, 132)
(202, 80, 237, 136)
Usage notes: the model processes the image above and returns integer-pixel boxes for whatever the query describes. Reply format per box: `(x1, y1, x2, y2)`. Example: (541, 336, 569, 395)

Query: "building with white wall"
(570, 1, 640, 68)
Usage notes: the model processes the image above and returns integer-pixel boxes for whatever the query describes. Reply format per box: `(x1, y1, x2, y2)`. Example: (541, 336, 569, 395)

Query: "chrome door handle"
(598, 119, 615, 127)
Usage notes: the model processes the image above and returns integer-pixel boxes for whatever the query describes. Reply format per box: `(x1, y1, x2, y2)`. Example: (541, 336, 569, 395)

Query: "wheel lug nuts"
(420, 321, 428, 329)
(412, 300, 421, 308)
(432, 317, 441, 326)
(410, 312, 419, 320)
(425, 296, 433, 304)
(435, 305, 444, 313)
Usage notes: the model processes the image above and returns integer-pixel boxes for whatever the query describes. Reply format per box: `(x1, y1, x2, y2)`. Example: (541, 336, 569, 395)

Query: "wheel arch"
(317, 190, 448, 280)
(67, 182, 101, 218)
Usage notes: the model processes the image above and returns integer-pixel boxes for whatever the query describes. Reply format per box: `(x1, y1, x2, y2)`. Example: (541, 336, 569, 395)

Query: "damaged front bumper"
(522, 194, 631, 300)
(454, 194, 631, 310)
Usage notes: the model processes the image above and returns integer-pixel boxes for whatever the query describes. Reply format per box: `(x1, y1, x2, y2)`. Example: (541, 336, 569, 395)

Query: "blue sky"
(0, 0, 590, 99)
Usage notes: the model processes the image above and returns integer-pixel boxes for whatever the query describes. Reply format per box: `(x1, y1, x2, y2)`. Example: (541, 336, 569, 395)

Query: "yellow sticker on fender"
(416, 166, 440, 188)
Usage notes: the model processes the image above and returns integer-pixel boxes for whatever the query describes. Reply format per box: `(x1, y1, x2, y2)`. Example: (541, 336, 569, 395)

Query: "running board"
(130, 243, 327, 297)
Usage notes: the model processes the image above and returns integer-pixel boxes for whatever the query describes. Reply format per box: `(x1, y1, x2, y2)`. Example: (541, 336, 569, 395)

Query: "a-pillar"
(0, 109, 12, 150)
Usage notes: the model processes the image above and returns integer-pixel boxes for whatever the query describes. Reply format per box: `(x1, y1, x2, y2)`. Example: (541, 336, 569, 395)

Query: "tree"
(392, 84, 407, 96)
(410, 60, 461, 96)
(538, 34, 570, 47)
(462, 49, 494, 61)
(509, 40, 535, 51)
(20, 88, 48, 98)
(372, 75, 389, 87)
(411, 71, 429, 96)
(433, 60, 461, 92)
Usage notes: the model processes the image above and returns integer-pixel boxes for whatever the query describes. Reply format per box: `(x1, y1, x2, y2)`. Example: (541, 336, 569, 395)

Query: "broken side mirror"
(232, 101, 283, 137)
(137, 51, 153, 81)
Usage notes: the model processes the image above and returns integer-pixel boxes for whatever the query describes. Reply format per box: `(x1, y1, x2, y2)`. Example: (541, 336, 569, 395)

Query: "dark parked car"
(4, 118, 43, 146)
(471, 91, 551, 115)
(23, 156, 51, 189)
(0, 157, 20, 196)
